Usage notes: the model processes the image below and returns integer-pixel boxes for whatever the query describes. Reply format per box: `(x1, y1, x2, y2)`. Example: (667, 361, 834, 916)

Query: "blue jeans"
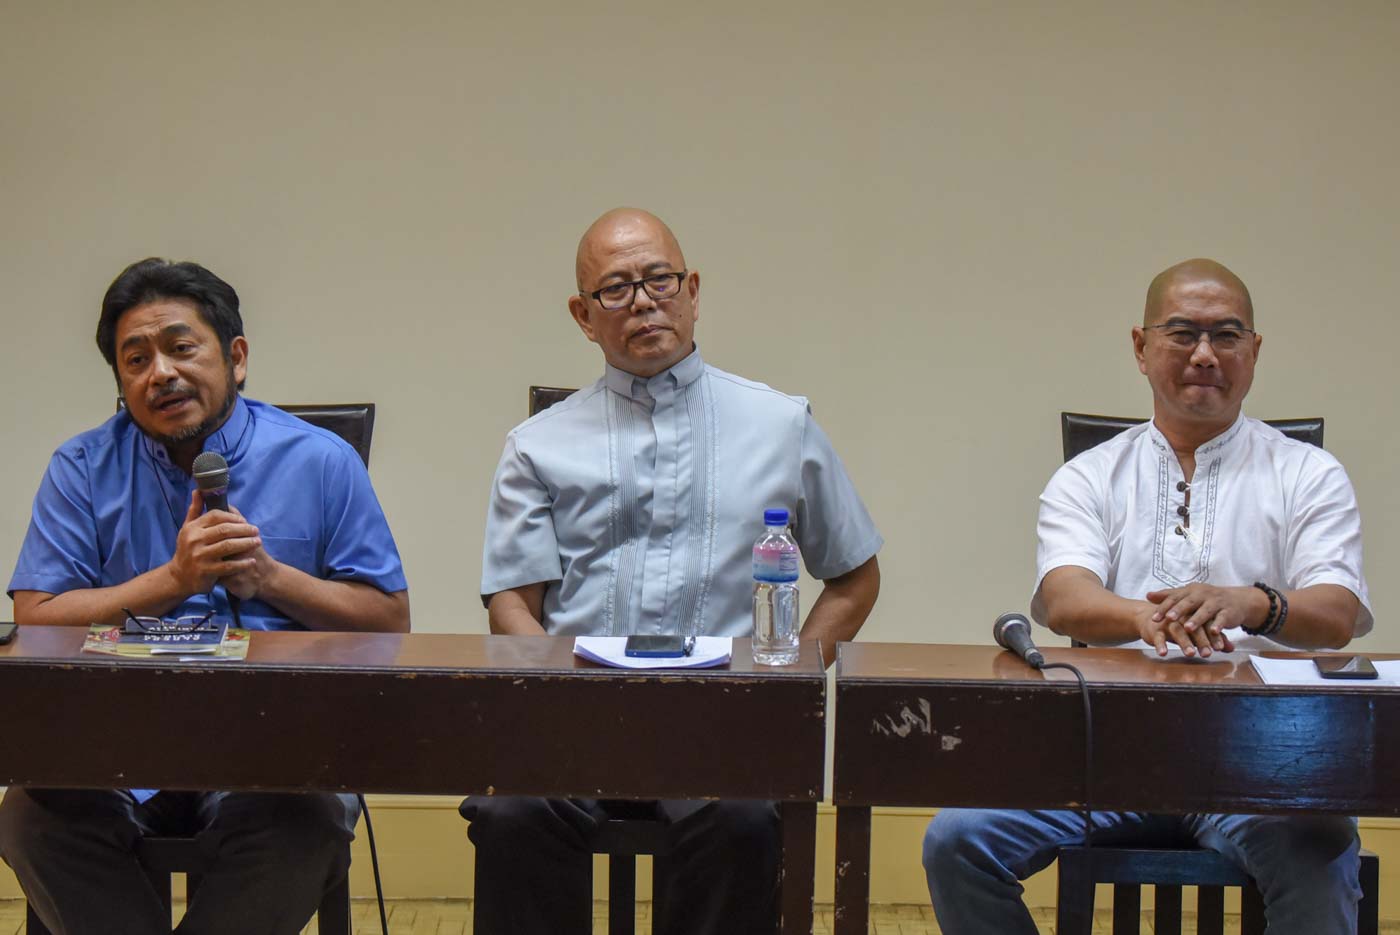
(922, 809, 1360, 935)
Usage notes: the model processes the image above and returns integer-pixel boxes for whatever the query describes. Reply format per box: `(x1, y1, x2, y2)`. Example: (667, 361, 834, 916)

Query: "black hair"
(96, 258, 246, 389)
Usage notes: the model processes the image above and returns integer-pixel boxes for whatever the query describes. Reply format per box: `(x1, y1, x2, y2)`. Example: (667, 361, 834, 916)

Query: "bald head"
(1145, 258, 1253, 326)
(575, 208, 686, 291)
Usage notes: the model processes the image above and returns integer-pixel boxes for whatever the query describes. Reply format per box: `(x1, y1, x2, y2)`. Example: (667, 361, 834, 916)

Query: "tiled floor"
(315, 902, 1260, 933)
(5, 900, 1395, 934)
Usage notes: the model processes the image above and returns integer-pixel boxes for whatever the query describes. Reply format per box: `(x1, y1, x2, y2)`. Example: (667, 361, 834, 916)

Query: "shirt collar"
(141, 395, 253, 474)
(1147, 410, 1248, 463)
(603, 345, 705, 401)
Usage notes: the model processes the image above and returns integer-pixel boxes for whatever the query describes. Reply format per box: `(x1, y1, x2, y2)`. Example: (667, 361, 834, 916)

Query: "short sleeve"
(1285, 452, 1373, 636)
(480, 433, 563, 604)
(1032, 457, 1112, 621)
(793, 408, 882, 580)
(319, 446, 407, 593)
(8, 449, 102, 598)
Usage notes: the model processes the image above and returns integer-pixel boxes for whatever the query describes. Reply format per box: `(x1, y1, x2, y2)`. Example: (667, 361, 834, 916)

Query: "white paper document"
(573, 636, 733, 669)
(1249, 655, 1400, 687)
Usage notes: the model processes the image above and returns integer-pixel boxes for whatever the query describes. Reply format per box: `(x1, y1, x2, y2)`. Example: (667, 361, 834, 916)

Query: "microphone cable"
(356, 793, 390, 935)
(1039, 660, 1094, 848)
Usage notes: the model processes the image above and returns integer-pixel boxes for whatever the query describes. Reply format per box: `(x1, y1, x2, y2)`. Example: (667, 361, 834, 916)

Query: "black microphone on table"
(993, 612, 1045, 669)
(191, 452, 241, 625)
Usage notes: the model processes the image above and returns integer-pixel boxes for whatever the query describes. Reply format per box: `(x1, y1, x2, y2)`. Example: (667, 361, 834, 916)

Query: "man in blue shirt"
(0, 258, 409, 934)
(465, 209, 883, 934)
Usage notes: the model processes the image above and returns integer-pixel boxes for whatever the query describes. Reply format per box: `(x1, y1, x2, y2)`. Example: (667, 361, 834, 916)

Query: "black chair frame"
(26, 838, 352, 935)
(27, 402, 377, 934)
(1054, 411, 1378, 934)
(465, 385, 666, 935)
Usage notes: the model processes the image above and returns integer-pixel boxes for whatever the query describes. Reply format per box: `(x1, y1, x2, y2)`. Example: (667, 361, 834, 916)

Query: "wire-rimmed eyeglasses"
(121, 608, 220, 635)
(1144, 322, 1256, 353)
(582, 271, 687, 311)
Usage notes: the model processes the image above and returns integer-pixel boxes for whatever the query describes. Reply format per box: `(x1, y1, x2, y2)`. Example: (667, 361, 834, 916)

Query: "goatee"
(151, 374, 239, 449)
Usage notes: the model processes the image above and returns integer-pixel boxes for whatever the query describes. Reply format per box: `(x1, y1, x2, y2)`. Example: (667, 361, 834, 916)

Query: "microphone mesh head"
(191, 451, 229, 490)
(992, 612, 1029, 649)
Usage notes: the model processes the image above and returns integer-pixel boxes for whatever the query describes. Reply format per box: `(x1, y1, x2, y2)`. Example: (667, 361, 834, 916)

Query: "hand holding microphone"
(167, 454, 261, 598)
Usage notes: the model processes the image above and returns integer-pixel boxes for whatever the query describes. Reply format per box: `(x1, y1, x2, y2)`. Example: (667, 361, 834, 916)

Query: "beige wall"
(1, 0, 1397, 650)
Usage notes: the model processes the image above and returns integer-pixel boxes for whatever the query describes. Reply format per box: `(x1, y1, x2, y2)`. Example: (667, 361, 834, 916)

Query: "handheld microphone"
(993, 612, 1045, 669)
(190, 452, 241, 625)
(191, 452, 230, 512)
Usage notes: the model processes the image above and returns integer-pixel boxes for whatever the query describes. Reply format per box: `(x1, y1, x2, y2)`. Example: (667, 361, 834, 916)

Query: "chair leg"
(1197, 885, 1225, 935)
(608, 854, 636, 935)
(651, 853, 669, 927)
(1240, 881, 1266, 935)
(317, 868, 353, 935)
(1153, 884, 1182, 935)
(1055, 851, 1095, 935)
(150, 865, 173, 929)
(184, 870, 201, 907)
(1111, 884, 1140, 935)
(1359, 851, 1380, 935)
(25, 903, 53, 935)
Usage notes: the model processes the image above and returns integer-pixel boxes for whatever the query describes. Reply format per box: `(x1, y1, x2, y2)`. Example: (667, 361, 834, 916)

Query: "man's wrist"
(160, 561, 195, 601)
(250, 555, 287, 603)
(1243, 582, 1287, 636)
(1244, 584, 1273, 629)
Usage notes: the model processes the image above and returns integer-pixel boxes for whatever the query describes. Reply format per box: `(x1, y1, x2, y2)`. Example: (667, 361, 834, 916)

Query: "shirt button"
(1176, 481, 1188, 492)
(1177, 506, 1189, 517)
(1175, 525, 1185, 536)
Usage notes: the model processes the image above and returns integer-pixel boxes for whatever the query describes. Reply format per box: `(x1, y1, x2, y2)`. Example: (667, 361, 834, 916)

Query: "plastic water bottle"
(752, 508, 800, 665)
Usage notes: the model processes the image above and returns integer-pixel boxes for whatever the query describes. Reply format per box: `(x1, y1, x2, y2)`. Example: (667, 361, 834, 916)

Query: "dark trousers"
(462, 796, 781, 935)
(0, 786, 357, 935)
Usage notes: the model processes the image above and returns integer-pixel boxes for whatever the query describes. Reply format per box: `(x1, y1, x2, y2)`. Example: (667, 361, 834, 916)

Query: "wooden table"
(0, 626, 826, 934)
(831, 643, 1400, 934)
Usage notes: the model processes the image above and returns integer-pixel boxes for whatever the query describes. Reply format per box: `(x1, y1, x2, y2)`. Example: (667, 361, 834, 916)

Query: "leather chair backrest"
(1060, 412, 1323, 462)
(528, 386, 576, 417)
(117, 398, 375, 467)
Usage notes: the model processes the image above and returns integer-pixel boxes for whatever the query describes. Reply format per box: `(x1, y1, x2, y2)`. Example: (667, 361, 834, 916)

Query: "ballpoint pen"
(683, 635, 696, 656)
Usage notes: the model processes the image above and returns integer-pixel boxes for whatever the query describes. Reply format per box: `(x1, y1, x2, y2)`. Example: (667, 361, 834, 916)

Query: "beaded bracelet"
(1245, 581, 1279, 636)
(1270, 588, 1290, 637)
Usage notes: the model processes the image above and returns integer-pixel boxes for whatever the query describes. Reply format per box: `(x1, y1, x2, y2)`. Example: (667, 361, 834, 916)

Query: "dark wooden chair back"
(1056, 846, 1377, 935)
(37, 400, 379, 935)
(464, 384, 666, 935)
(116, 398, 376, 467)
(529, 386, 576, 417)
(280, 403, 376, 467)
(1061, 412, 1323, 461)
(1052, 412, 1377, 935)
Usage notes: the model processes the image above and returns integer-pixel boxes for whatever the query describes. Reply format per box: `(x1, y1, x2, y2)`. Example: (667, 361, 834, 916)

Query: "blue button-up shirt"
(9, 396, 407, 629)
(482, 349, 882, 637)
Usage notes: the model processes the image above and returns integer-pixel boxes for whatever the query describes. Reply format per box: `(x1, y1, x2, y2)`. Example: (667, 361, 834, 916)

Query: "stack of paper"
(1249, 655, 1400, 687)
(573, 636, 733, 669)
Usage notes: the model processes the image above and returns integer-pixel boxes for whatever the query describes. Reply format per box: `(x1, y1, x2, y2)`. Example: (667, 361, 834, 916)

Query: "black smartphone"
(1314, 655, 1378, 679)
(624, 634, 687, 658)
(0, 622, 16, 644)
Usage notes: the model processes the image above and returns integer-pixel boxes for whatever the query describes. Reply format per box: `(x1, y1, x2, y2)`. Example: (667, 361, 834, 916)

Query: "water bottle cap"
(764, 508, 789, 526)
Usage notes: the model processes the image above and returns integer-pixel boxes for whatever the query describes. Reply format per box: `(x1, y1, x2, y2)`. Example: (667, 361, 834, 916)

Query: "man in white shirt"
(922, 259, 1371, 935)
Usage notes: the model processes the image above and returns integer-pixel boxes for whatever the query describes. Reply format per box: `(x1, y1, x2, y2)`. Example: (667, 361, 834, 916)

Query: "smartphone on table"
(624, 634, 688, 658)
(0, 623, 17, 644)
(1313, 655, 1378, 679)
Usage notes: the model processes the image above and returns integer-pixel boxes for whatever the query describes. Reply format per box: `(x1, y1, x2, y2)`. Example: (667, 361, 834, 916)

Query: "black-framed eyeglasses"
(582, 271, 687, 311)
(121, 608, 219, 635)
(1145, 322, 1256, 353)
